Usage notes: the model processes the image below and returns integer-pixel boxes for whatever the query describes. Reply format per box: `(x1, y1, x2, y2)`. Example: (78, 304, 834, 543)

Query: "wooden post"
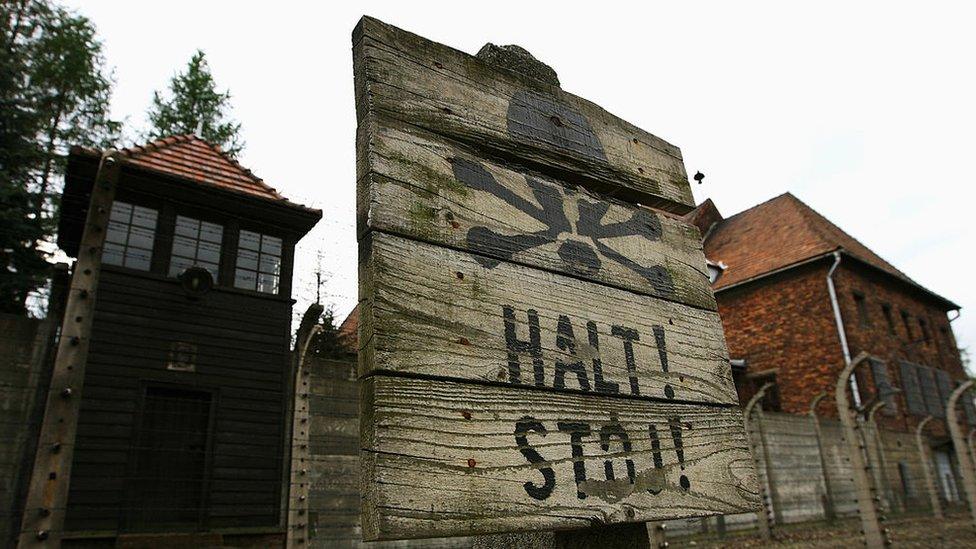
(286, 304, 324, 548)
(835, 352, 889, 548)
(915, 416, 944, 543)
(17, 151, 121, 547)
(743, 382, 774, 541)
(946, 380, 976, 530)
(809, 392, 836, 521)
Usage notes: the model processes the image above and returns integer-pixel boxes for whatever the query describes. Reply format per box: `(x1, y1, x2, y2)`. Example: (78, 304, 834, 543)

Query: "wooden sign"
(354, 16, 758, 541)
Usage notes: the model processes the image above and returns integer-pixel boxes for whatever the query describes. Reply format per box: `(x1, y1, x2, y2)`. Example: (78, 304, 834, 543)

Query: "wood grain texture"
(360, 233, 737, 405)
(352, 16, 694, 214)
(360, 376, 759, 540)
(358, 120, 715, 311)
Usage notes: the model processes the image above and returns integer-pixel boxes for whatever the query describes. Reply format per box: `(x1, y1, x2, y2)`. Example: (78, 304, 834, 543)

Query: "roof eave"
(69, 146, 322, 219)
(713, 248, 960, 312)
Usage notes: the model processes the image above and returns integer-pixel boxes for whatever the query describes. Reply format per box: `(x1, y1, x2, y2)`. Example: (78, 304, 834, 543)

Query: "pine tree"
(309, 306, 350, 359)
(146, 50, 244, 157)
(0, 0, 118, 315)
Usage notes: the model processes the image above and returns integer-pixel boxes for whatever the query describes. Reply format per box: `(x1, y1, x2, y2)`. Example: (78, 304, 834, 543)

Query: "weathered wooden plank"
(360, 376, 758, 540)
(360, 232, 737, 405)
(359, 120, 715, 310)
(353, 16, 695, 214)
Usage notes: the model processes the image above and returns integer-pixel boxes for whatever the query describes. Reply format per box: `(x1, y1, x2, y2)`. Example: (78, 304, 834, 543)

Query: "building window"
(940, 326, 953, 350)
(853, 291, 870, 327)
(881, 304, 896, 335)
(919, 318, 931, 344)
(104, 201, 157, 271)
(169, 216, 223, 280)
(901, 310, 913, 340)
(235, 230, 282, 294)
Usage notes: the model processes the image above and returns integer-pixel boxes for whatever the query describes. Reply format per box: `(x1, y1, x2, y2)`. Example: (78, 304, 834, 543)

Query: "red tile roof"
(337, 307, 359, 351)
(72, 135, 301, 205)
(122, 135, 282, 200)
(698, 193, 956, 308)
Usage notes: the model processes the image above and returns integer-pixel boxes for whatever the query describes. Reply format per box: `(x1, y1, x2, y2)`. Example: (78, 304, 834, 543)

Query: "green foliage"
(146, 50, 244, 157)
(0, 0, 118, 315)
(309, 306, 352, 359)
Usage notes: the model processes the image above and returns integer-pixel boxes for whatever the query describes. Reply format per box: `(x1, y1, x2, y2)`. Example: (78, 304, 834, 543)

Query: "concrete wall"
(664, 410, 954, 537)
(0, 314, 56, 548)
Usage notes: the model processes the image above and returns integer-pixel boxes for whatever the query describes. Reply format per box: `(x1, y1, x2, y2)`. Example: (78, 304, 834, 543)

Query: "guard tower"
(54, 136, 320, 543)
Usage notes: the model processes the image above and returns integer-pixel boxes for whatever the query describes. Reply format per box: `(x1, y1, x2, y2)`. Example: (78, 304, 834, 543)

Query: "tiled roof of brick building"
(72, 135, 294, 204)
(696, 192, 957, 308)
(337, 307, 359, 351)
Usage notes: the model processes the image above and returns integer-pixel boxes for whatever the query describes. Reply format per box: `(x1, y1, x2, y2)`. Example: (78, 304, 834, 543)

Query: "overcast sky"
(66, 1, 975, 361)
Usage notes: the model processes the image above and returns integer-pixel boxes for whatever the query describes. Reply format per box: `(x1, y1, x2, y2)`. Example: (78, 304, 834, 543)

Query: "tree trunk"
(35, 103, 64, 220)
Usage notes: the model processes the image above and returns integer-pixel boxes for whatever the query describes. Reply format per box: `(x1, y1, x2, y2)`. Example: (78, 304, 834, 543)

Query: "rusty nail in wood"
(461, 410, 472, 420)
(458, 337, 470, 345)
(467, 458, 476, 468)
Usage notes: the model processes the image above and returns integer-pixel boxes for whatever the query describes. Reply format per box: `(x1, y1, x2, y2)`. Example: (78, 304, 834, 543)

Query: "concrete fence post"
(809, 392, 836, 521)
(969, 428, 976, 475)
(647, 522, 667, 548)
(916, 415, 945, 544)
(866, 401, 897, 513)
(835, 352, 889, 548)
(17, 151, 121, 548)
(946, 380, 976, 530)
(743, 382, 774, 541)
(286, 304, 324, 549)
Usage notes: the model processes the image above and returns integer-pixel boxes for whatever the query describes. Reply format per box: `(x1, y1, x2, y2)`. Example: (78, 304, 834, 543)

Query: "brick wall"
(833, 260, 966, 436)
(715, 257, 966, 434)
(715, 259, 846, 416)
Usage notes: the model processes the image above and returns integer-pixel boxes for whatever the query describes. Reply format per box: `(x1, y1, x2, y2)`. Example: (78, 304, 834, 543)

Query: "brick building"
(687, 192, 972, 432)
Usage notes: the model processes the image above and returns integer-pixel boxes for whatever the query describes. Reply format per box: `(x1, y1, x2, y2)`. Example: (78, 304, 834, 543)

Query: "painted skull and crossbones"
(450, 157, 675, 299)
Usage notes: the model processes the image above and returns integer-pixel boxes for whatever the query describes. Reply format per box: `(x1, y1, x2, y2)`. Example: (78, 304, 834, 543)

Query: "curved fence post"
(809, 392, 836, 521)
(286, 304, 325, 548)
(835, 352, 889, 548)
(866, 401, 896, 513)
(743, 382, 774, 541)
(947, 380, 976, 530)
(916, 415, 944, 543)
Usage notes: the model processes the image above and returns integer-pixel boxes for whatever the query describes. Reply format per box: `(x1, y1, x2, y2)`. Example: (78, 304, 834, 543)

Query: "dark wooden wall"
(65, 268, 292, 533)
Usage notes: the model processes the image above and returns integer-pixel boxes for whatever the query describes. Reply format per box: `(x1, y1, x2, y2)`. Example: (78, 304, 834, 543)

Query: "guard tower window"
(169, 216, 223, 280)
(235, 230, 282, 294)
(104, 201, 157, 271)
